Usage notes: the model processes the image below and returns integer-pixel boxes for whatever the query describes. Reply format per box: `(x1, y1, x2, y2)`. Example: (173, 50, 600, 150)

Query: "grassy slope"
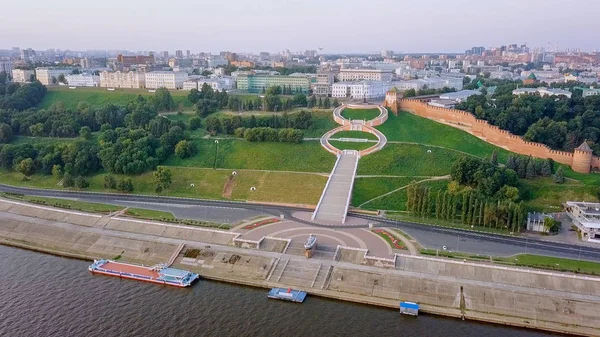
(341, 108, 381, 121)
(351, 177, 415, 207)
(0, 167, 327, 206)
(164, 139, 335, 173)
(331, 131, 378, 140)
(38, 87, 194, 110)
(362, 179, 449, 211)
(3, 194, 122, 214)
(358, 143, 461, 176)
(378, 111, 510, 162)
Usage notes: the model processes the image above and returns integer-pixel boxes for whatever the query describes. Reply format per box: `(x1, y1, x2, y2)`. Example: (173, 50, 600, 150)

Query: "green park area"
(341, 108, 381, 121)
(1, 80, 598, 221)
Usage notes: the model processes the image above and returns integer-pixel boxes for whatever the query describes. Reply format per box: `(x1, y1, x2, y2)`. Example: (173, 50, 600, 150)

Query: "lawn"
(125, 207, 176, 221)
(164, 139, 335, 173)
(341, 108, 381, 121)
(38, 86, 194, 110)
(360, 179, 449, 211)
(494, 254, 600, 275)
(328, 140, 374, 151)
(378, 111, 510, 163)
(0, 166, 327, 206)
(304, 110, 338, 138)
(351, 177, 415, 207)
(2, 194, 122, 214)
(358, 143, 463, 176)
(519, 176, 598, 212)
(331, 131, 378, 140)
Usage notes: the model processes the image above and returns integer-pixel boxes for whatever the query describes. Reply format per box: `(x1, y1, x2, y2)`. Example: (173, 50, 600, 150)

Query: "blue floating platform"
(268, 288, 307, 303)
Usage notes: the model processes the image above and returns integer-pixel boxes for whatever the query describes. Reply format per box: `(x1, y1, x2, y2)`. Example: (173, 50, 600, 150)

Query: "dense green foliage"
(456, 81, 600, 155)
(204, 111, 313, 136)
(0, 81, 47, 111)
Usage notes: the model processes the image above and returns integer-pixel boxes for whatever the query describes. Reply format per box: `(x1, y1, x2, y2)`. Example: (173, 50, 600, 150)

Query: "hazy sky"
(1, 0, 599, 53)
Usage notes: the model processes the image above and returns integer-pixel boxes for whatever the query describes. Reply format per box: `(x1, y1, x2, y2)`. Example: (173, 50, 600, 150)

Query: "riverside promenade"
(1, 197, 600, 336)
(312, 104, 388, 224)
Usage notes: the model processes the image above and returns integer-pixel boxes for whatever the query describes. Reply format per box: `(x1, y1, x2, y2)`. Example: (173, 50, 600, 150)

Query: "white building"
(526, 212, 553, 233)
(144, 71, 188, 89)
(578, 87, 600, 97)
(439, 90, 482, 103)
(64, 74, 100, 87)
(331, 81, 392, 99)
(207, 56, 228, 68)
(338, 68, 393, 82)
(566, 201, 600, 242)
(12, 69, 35, 83)
(512, 87, 572, 98)
(35, 67, 73, 85)
(100, 71, 145, 89)
(395, 77, 464, 91)
(0, 60, 13, 77)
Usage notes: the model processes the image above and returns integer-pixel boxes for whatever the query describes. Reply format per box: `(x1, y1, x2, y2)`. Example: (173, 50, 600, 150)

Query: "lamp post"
(213, 140, 219, 169)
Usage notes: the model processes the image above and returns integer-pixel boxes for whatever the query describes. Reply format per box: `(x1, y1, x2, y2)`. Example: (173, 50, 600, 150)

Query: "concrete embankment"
(1, 198, 599, 336)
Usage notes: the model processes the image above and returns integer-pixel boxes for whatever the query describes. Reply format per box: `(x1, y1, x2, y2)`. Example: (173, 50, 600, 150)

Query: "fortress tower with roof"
(572, 141, 594, 173)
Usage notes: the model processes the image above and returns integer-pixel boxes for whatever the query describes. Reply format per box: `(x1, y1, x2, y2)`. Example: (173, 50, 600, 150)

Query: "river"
(0, 245, 558, 337)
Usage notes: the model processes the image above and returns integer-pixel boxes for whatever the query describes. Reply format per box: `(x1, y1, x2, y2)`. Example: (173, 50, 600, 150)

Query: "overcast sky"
(1, 0, 598, 53)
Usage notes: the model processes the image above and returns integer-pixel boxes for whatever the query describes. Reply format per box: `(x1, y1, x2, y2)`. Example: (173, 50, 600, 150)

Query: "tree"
(63, 173, 74, 187)
(543, 217, 561, 233)
(596, 186, 600, 201)
(152, 87, 175, 112)
(174, 140, 196, 159)
(153, 166, 172, 191)
(52, 164, 63, 179)
(553, 166, 565, 184)
(308, 95, 316, 108)
(79, 126, 92, 139)
(317, 97, 323, 108)
(75, 176, 90, 188)
(103, 175, 117, 189)
(15, 158, 35, 176)
(29, 123, 44, 137)
(490, 151, 498, 166)
(118, 178, 134, 192)
(57, 74, 67, 84)
(323, 97, 331, 109)
(189, 116, 202, 130)
(0, 123, 12, 143)
(525, 157, 537, 179)
(332, 98, 340, 108)
(403, 89, 416, 98)
(540, 159, 552, 176)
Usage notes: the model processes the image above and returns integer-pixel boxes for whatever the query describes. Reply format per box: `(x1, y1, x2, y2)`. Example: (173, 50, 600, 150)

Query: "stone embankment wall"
(396, 99, 599, 173)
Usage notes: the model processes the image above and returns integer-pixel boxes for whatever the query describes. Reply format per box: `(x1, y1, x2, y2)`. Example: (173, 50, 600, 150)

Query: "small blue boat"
(268, 287, 307, 303)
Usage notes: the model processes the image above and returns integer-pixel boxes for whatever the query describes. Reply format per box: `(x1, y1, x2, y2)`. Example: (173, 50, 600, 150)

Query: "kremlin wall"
(384, 91, 599, 174)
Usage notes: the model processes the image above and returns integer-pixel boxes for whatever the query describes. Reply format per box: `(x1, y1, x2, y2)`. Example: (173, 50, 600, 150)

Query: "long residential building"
(11, 69, 35, 83)
(183, 78, 231, 91)
(331, 81, 393, 99)
(512, 87, 572, 98)
(35, 67, 73, 85)
(100, 71, 145, 89)
(145, 71, 188, 89)
(65, 74, 100, 87)
(338, 68, 393, 82)
(0, 60, 13, 76)
(236, 74, 311, 93)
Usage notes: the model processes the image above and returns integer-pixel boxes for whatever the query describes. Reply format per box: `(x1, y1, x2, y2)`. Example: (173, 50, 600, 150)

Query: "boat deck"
(100, 261, 159, 278)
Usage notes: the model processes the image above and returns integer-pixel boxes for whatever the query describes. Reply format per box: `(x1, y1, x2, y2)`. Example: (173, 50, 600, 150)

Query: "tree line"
(456, 79, 600, 155)
(204, 111, 313, 136)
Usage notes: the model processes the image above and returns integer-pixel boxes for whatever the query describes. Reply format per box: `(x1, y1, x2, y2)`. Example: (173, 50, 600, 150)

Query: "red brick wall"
(398, 99, 593, 173)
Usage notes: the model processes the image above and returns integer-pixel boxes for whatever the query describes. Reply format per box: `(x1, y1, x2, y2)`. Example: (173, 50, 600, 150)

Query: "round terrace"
(323, 104, 388, 157)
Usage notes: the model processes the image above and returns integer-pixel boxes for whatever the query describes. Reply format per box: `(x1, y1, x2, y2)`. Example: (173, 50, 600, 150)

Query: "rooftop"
(576, 141, 593, 153)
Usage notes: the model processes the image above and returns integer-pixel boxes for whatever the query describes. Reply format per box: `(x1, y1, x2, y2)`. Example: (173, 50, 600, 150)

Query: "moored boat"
(88, 259, 199, 287)
(268, 287, 307, 303)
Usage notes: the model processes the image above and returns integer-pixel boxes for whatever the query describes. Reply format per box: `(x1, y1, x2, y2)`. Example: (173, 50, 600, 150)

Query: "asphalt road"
(2, 183, 600, 262)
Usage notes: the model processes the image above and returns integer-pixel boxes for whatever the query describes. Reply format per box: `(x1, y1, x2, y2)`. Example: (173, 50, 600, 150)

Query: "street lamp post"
(213, 140, 219, 169)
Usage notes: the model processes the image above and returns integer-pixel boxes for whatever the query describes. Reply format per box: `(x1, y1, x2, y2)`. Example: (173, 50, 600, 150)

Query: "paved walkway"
(312, 152, 358, 224)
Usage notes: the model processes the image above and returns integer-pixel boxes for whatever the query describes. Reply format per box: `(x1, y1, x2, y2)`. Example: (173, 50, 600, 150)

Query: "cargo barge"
(88, 259, 199, 287)
(268, 287, 307, 303)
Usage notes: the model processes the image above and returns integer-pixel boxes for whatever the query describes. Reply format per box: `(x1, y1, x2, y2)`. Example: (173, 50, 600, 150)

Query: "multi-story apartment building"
(236, 74, 311, 93)
(100, 71, 145, 89)
(11, 69, 35, 83)
(144, 71, 188, 90)
(0, 60, 13, 77)
(312, 70, 335, 96)
(116, 54, 155, 68)
(183, 78, 229, 91)
(331, 81, 393, 99)
(65, 74, 100, 87)
(35, 67, 72, 85)
(338, 68, 393, 82)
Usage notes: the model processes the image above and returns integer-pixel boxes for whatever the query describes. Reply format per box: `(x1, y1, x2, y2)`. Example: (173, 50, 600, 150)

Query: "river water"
(0, 245, 558, 337)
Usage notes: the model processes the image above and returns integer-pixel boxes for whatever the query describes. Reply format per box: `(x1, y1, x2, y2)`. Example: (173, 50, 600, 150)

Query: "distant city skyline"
(1, 0, 599, 53)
